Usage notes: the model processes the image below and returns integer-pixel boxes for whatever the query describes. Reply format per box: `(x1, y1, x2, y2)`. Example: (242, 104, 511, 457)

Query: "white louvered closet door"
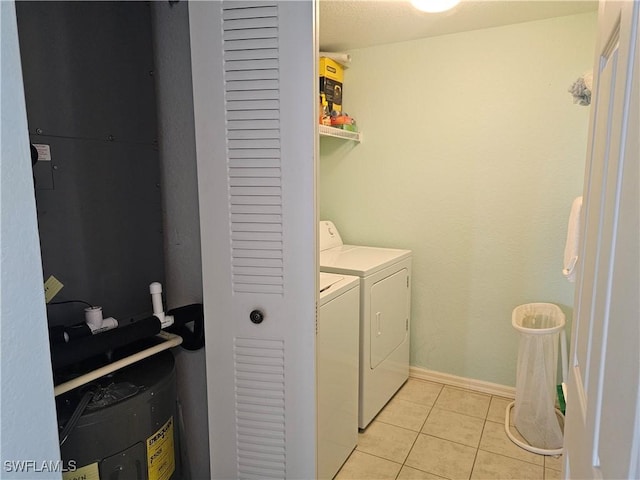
(189, 2, 317, 479)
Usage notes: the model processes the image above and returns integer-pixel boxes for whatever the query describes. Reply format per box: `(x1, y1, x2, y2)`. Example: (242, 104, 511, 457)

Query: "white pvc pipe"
(149, 282, 174, 328)
(53, 331, 182, 397)
(149, 282, 165, 320)
(84, 306, 103, 329)
(319, 51, 351, 66)
(88, 316, 118, 334)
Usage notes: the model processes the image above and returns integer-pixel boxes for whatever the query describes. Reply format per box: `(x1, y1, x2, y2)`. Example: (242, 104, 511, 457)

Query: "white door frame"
(564, 1, 639, 478)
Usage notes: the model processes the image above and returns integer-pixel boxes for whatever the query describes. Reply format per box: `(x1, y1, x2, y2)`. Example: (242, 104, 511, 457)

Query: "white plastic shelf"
(319, 125, 362, 143)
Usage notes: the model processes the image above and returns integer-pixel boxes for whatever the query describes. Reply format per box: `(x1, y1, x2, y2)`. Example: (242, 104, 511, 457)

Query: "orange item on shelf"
(330, 115, 353, 126)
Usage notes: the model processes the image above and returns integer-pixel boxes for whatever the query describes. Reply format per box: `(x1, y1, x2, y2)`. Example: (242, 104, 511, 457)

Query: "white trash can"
(509, 303, 565, 454)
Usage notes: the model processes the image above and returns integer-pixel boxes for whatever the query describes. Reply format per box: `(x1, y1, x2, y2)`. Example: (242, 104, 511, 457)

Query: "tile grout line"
(476, 447, 548, 470)
(393, 383, 446, 480)
(481, 396, 548, 476)
(339, 383, 554, 480)
(467, 396, 493, 480)
(405, 386, 450, 478)
(354, 390, 438, 477)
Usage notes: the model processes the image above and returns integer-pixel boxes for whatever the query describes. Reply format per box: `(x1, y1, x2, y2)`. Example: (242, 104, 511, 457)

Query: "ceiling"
(319, 0, 597, 52)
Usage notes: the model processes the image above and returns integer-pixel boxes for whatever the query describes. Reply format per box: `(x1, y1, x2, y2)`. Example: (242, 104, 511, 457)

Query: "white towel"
(583, 71, 593, 91)
(563, 196, 583, 282)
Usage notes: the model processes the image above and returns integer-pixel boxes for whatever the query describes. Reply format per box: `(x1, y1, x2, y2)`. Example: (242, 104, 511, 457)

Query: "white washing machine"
(317, 272, 360, 479)
(319, 221, 412, 429)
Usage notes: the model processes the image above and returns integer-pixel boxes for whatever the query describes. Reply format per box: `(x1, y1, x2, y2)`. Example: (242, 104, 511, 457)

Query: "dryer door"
(370, 268, 409, 369)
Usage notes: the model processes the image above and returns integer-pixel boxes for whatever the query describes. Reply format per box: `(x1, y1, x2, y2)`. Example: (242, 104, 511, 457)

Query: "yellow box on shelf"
(319, 56, 343, 114)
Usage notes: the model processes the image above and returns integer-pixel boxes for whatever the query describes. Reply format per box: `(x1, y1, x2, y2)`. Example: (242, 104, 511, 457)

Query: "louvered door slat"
(231, 240, 281, 250)
(227, 128, 280, 140)
(230, 204, 282, 215)
(228, 119, 280, 130)
(224, 38, 279, 51)
(229, 176, 281, 187)
(227, 99, 279, 111)
(227, 109, 279, 121)
(229, 186, 281, 196)
(225, 49, 279, 62)
(224, 2, 276, 12)
(231, 213, 282, 223)
(234, 274, 283, 285)
(229, 169, 282, 179)
(222, 6, 278, 20)
(229, 159, 280, 169)
(226, 90, 278, 102)
(230, 141, 280, 152)
(232, 223, 282, 233)
(224, 17, 278, 30)
(225, 58, 279, 71)
(223, 28, 278, 41)
(226, 79, 279, 90)
(231, 229, 282, 239)
(233, 259, 283, 270)
(230, 197, 281, 206)
(226, 69, 279, 83)
(232, 249, 282, 258)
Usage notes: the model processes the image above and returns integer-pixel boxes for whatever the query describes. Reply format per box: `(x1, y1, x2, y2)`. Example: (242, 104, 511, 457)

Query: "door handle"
(376, 312, 382, 336)
(250, 310, 265, 324)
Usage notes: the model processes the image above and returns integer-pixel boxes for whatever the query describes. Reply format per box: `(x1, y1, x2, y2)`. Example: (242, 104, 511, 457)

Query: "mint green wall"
(319, 12, 596, 387)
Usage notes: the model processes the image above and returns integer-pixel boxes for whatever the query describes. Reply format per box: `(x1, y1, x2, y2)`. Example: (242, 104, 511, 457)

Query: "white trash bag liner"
(512, 303, 565, 450)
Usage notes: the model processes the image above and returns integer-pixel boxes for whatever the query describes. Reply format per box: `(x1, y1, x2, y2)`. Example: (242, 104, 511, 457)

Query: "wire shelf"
(319, 125, 362, 143)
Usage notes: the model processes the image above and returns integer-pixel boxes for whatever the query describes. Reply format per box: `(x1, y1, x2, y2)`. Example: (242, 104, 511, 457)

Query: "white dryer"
(317, 272, 360, 479)
(319, 221, 412, 429)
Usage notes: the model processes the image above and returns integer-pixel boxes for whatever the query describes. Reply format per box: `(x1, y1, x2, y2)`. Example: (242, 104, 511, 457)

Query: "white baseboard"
(409, 365, 516, 399)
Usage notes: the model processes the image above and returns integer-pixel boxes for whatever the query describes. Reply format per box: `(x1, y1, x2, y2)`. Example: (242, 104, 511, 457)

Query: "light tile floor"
(336, 379, 563, 480)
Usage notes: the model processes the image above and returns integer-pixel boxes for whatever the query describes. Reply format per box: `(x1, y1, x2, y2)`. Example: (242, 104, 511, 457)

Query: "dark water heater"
(57, 352, 181, 480)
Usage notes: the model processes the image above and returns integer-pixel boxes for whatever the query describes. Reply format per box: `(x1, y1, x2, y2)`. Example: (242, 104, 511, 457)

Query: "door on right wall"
(564, 1, 639, 479)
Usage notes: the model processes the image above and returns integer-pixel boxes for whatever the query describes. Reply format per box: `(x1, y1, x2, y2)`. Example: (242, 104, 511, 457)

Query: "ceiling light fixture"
(410, 0, 461, 13)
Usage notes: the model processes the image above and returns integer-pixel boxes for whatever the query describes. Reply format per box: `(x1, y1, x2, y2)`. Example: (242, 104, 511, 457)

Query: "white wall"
(320, 12, 596, 387)
(150, 3, 210, 478)
(0, 2, 61, 477)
